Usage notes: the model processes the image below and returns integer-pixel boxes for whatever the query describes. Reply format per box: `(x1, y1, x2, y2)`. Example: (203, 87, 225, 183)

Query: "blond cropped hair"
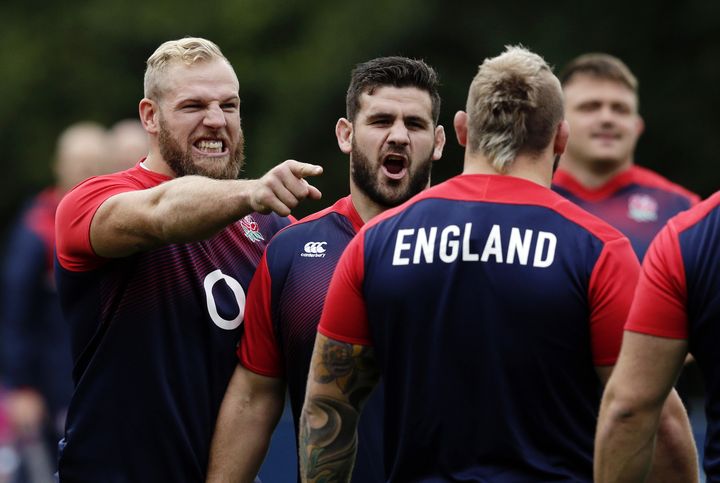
(465, 45, 563, 173)
(144, 37, 228, 100)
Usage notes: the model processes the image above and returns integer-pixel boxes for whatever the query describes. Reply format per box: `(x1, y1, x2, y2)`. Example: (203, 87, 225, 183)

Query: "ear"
(336, 118, 353, 155)
(432, 125, 446, 161)
(635, 115, 645, 137)
(139, 98, 160, 134)
(554, 120, 570, 155)
(453, 111, 468, 147)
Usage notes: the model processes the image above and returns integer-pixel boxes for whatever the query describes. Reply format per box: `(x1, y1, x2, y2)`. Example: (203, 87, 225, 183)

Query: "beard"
(158, 117, 245, 180)
(350, 138, 433, 208)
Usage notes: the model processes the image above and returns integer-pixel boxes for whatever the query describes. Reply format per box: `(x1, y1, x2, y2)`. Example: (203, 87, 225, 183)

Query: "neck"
(349, 183, 387, 223)
(463, 151, 554, 188)
(558, 156, 632, 189)
(142, 151, 176, 177)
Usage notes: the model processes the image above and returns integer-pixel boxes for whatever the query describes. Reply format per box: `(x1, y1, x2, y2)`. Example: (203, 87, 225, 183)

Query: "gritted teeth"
(195, 139, 225, 152)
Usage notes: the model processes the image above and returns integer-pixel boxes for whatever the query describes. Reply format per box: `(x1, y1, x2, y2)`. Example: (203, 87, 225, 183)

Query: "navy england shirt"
(320, 174, 640, 482)
(626, 190, 720, 478)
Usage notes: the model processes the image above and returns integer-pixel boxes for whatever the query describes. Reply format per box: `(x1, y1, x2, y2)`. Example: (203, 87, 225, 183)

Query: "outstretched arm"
(299, 333, 379, 483)
(206, 363, 285, 483)
(90, 160, 322, 258)
(594, 331, 697, 483)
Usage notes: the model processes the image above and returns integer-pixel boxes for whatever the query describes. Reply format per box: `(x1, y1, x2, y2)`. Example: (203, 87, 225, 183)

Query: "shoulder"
(58, 166, 169, 213)
(630, 166, 700, 202)
(668, 190, 720, 234)
(267, 197, 357, 248)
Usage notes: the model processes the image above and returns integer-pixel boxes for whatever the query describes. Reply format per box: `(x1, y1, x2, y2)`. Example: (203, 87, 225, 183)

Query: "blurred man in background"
(207, 55, 445, 482)
(107, 118, 149, 172)
(552, 53, 699, 260)
(0, 121, 110, 483)
(552, 52, 705, 459)
(299, 45, 696, 482)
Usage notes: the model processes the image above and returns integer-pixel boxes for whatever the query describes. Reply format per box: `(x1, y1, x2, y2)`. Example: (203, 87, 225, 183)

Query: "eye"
(181, 104, 202, 111)
(406, 120, 427, 130)
(222, 103, 239, 112)
(576, 102, 600, 112)
(612, 104, 632, 114)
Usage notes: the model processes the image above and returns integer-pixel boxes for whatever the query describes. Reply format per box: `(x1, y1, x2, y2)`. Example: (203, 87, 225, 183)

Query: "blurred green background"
(2, 0, 718, 232)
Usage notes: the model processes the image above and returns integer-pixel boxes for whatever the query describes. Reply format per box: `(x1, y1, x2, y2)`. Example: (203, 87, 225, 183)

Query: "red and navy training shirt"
(320, 173, 640, 482)
(625, 190, 720, 478)
(553, 165, 699, 259)
(54, 163, 290, 482)
(240, 195, 384, 482)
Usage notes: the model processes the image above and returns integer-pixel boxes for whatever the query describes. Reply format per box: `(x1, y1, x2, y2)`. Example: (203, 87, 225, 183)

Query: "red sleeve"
(55, 176, 138, 272)
(588, 237, 641, 365)
(318, 234, 372, 345)
(238, 253, 284, 377)
(625, 223, 688, 339)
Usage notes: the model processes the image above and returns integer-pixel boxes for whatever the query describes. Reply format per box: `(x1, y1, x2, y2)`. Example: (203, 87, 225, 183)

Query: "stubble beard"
(350, 138, 433, 208)
(158, 117, 245, 180)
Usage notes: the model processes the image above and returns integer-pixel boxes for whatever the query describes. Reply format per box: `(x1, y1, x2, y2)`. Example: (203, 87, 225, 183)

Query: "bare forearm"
(206, 367, 284, 483)
(92, 160, 322, 258)
(151, 176, 257, 244)
(595, 400, 659, 482)
(646, 390, 698, 482)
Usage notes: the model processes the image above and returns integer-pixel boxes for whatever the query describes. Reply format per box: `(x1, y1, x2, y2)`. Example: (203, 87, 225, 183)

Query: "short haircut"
(465, 45, 564, 173)
(144, 37, 229, 100)
(559, 53, 638, 93)
(346, 56, 441, 124)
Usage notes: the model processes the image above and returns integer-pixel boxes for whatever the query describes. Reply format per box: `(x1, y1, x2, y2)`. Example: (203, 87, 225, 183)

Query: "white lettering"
(481, 224, 504, 263)
(462, 223, 479, 261)
(534, 231, 557, 268)
(388, 223, 557, 268)
(439, 225, 461, 263)
(392, 229, 414, 266)
(413, 227, 436, 264)
(507, 228, 533, 265)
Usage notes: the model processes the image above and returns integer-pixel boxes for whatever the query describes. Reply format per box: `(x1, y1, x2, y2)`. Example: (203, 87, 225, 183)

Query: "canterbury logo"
(301, 241, 327, 258)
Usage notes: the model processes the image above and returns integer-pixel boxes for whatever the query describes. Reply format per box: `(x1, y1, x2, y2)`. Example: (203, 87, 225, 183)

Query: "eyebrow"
(365, 112, 430, 124)
(176, 94, 240, 105)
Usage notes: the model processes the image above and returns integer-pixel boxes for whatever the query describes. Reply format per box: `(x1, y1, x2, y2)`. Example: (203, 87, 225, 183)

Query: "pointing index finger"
(290, 161, 323, 179)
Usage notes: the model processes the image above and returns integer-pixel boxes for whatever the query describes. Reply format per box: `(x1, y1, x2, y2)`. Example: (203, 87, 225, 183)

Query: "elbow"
(600, 388, 664, 436)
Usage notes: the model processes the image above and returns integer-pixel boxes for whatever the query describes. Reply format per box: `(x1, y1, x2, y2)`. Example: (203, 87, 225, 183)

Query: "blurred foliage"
(1, 0, 719, 235)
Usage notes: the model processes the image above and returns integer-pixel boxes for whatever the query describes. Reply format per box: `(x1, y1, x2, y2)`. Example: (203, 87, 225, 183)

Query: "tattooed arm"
(299, 333, 380, 483)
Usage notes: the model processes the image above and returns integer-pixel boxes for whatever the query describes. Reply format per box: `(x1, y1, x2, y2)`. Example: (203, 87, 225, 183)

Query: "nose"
(598, 105, 616, 124)
(387, 120, 410, 147)
(204, 104, 227, 129)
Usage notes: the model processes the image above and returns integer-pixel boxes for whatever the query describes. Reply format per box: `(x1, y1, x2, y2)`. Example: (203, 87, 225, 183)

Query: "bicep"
(90, 189, 162, 258)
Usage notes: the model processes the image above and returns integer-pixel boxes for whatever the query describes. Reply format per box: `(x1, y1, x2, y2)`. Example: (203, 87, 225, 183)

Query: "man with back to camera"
(206, 56, 445, 482)
(298, 45, 697, 482)
(552, 53, 699, 260)
(53, 37, 322, 482)
(594, 192, 720, 481)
